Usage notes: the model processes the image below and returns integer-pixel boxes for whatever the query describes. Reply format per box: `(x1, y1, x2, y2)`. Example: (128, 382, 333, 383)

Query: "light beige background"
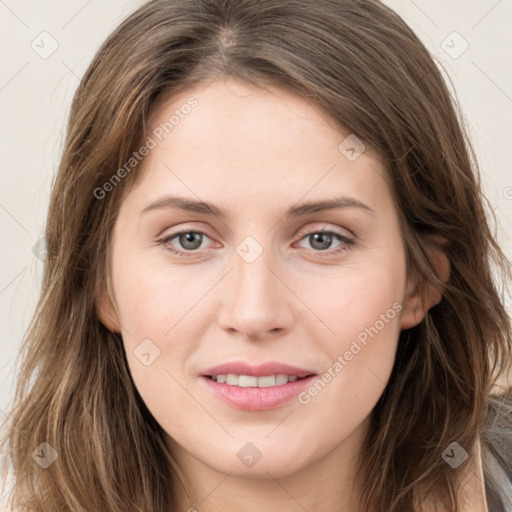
(0, 0, 511, 459)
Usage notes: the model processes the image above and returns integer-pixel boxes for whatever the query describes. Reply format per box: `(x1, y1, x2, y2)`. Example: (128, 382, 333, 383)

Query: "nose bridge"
(217, 235, 294, 337)
(234, 241, 275, 302)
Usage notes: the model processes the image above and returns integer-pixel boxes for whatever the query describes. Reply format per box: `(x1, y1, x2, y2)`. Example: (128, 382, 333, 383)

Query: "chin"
(211, 457, 306, 480)
(197, 439, 314, 479)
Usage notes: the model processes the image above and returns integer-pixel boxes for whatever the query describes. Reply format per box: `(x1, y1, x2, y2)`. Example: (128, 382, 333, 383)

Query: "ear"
(400, 237, 450, 330)
(96, 286, 121, 333)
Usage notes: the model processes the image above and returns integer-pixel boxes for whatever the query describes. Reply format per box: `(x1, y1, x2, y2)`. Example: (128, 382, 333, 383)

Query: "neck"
(418, 437, 488, 512)
(456, 437, 488, 512)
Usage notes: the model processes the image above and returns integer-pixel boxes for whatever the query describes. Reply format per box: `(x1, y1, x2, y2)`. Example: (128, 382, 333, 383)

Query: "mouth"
(205, 373, 314, 388)
(200, 361, 317, 410)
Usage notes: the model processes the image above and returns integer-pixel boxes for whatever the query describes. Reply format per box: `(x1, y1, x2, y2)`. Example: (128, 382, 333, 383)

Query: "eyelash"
(157, 227, 355, 258)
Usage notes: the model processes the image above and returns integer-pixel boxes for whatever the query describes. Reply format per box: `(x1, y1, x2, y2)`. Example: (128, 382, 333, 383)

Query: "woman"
(1, 0, 511, 510)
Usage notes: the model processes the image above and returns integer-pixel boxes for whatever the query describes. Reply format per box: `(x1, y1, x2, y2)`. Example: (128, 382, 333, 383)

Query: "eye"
(294, 228, 355, 257)
(158, 229, 214, 256)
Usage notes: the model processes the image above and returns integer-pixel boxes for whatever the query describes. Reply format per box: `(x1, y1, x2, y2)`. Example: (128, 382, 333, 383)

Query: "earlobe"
(400, 239, 450, 330)
(96, 289, 121, 333)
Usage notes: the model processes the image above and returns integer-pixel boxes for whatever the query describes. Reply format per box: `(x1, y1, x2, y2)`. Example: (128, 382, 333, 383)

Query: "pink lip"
(200, 361, 317, 411)
(201, 361, 315, 378)
(201, 375, 317, 411)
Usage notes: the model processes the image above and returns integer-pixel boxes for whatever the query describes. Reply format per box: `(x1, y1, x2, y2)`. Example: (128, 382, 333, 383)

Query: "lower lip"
(201, 375, 317, 411)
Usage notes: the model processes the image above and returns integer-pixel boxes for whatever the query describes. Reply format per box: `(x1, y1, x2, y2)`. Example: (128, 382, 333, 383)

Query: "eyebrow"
(141, 194, 377, 219)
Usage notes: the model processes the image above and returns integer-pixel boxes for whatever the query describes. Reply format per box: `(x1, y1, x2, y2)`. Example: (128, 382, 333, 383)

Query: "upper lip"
(201, 361, 316, 378)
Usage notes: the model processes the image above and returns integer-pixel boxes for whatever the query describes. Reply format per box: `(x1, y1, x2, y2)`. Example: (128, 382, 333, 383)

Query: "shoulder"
(480, 386, 512, 512)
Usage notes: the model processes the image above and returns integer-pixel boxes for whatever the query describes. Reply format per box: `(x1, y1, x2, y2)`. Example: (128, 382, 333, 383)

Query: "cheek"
(112, 252, 210, 340)
(301, 256, 405, 346)
(110, 255, 215, 397)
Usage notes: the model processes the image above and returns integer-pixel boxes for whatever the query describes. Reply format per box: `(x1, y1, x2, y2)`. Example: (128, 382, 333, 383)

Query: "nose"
(216, 242, 296, 341)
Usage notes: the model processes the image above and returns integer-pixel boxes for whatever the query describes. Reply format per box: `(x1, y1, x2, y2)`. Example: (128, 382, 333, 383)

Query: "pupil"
(312, 233, 331, 250)
(181, 232, 201, 250)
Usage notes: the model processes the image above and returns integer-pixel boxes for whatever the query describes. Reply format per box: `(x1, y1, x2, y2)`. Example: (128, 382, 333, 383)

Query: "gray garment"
(481, 388, 512, 512)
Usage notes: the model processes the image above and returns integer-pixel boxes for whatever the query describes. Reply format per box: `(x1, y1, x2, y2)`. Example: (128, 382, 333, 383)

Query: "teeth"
(210, 373, 302, 387)
(238, 375, 258, 387)
(226, 374, 238, 385)
(275, 374, 288, 385)
(258, 375, 276, 387)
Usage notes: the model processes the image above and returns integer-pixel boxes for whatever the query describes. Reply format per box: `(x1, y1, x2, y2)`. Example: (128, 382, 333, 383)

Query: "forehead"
(126, 77, 395, 219)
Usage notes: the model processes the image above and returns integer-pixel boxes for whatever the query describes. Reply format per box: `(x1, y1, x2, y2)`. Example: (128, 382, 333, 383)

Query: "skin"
(98, 77, 448, 511)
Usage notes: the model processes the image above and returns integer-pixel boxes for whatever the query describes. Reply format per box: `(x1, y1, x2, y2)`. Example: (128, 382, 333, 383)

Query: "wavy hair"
(1, 0, 511, 510)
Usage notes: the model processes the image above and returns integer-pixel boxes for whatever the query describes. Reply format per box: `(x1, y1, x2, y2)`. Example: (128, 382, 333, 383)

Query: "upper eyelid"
(160, 221, 352, 237)
(295, 223, 354, 240)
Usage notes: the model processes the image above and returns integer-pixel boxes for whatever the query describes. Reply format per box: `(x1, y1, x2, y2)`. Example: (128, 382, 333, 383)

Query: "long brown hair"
(1, 0, 511, 510)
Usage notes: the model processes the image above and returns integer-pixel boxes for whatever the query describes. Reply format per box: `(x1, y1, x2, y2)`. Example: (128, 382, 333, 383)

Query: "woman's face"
(100, 77, 424, 480)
